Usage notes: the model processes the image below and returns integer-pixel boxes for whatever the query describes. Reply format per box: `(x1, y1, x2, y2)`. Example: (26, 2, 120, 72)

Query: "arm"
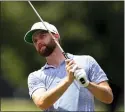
(87, 81, 113, 104)
(86, 56, 113, 104)
(32, 77, 73, 110)
(74, 56, 113, 104)
(74, 68, 113, 104)
(32, 59, 76, 110)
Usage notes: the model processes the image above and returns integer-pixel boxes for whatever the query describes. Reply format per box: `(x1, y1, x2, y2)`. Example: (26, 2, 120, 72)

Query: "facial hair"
(38, 38, 56, 57)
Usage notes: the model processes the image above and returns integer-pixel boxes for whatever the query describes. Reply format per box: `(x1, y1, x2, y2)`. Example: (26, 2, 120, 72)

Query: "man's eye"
(40, 34, 46, 38)
(42, 34, 46, 37)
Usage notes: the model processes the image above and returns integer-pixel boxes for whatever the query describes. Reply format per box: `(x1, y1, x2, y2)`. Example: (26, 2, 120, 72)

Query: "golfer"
(24, 21, 113, 111)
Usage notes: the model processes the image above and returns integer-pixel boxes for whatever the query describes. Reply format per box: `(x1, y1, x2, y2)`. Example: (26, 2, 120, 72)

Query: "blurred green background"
(1, 1, 124, 111)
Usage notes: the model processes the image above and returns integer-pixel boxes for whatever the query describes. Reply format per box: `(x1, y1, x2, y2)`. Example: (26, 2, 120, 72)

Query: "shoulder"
(67, 53, 94, 60)
(73, 54, 98, 70)
(28, 68, 44, 81)
(28, 69, 41, 77)
(73, 54, 95, 62)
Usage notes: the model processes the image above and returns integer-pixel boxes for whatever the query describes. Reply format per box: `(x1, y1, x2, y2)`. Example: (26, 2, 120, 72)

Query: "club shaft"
(28, 1, 69, 59)
(28, 1, 85, 87)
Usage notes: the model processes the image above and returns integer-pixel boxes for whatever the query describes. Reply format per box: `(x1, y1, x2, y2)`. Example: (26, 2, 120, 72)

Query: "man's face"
(32, 31, 57, 57)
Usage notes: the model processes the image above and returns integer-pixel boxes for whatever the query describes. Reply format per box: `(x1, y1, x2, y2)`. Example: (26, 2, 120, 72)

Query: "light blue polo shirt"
(28, 53, 108, 111)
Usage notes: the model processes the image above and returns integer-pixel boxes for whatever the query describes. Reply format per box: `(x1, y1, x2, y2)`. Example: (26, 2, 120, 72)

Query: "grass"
(1, 98, 41, 111)
(1, 98, 124, 111)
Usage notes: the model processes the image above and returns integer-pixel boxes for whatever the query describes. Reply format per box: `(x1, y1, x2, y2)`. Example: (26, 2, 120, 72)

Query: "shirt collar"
(41, 53, 74, 70)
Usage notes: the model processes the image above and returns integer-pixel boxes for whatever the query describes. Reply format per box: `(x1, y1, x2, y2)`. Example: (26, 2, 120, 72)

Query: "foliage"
(1, 1, 124, 109)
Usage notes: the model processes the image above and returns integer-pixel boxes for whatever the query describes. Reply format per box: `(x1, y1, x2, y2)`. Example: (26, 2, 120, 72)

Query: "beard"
(38, 38, 56, 57)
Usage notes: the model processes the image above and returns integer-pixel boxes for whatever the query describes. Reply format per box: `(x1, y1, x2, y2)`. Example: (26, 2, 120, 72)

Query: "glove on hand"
(74, 68, 89, 87)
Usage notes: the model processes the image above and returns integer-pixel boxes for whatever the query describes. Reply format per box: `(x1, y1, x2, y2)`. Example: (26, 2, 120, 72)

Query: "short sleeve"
(88, 56, 108, 84)
(28, 73, 46, 98)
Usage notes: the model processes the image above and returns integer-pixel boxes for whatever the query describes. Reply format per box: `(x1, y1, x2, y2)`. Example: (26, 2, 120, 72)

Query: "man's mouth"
(38, 43, 45, 50)
(40, 46, 46, 51)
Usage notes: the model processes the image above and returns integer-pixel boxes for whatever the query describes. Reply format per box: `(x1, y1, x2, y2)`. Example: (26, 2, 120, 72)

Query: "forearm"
(38, 77, 73, 109)
(87, 82, 113, 104)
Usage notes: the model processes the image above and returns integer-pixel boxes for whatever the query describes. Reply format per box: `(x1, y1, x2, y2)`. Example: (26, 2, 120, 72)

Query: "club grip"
(62, 52, 69, 59)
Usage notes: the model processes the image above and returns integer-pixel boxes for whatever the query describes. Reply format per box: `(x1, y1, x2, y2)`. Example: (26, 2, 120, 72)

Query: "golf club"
(28, 1, 86, 86)
(28, 1, 69, 59)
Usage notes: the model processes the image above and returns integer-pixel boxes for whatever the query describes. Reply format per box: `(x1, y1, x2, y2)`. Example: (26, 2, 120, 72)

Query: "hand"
(65, 59, 78, 83)
(74, 68, 89, 87)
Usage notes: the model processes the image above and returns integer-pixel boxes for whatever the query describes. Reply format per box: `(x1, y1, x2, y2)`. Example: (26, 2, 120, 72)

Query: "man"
(24, 21, 113, 111)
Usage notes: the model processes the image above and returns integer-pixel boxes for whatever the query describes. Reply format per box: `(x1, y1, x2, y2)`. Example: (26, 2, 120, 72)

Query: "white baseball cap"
(24, 21, 59, 44)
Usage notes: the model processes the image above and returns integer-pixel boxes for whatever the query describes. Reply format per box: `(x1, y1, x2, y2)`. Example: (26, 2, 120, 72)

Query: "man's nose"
(37, 38, 42, 45)
(37, 40, 44, 47)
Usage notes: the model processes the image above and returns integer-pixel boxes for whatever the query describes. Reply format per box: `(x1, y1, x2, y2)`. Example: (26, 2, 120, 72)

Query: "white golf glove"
(69, 63, 89, 87)
(74, 67, 89, 87)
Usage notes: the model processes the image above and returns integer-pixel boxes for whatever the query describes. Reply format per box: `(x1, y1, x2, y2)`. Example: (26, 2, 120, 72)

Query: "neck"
(45, 46, 66, 67)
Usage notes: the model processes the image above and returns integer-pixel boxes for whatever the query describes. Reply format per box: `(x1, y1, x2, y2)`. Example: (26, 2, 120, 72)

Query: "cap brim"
(24, 29, 47, 44)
